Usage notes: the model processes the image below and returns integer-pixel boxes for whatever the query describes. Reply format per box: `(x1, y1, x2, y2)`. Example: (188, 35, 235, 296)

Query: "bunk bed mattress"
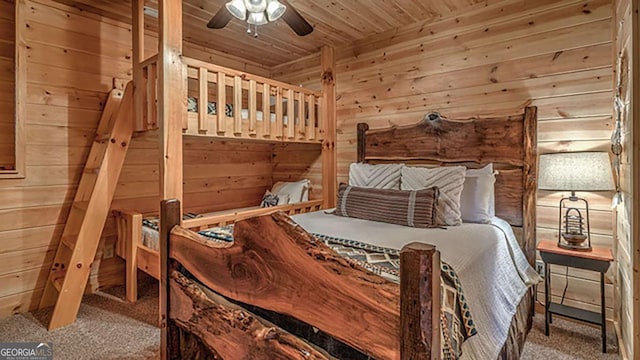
(290, 211, 540, 360)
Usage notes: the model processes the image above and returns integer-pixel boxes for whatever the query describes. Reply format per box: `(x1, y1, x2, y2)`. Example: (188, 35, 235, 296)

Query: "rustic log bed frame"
(158, 106, 538, 359)
(113, 200, 324, 302)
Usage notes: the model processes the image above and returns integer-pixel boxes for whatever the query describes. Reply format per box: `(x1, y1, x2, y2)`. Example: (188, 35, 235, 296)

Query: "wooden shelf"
(548, 303, 602, 326)
(537, 240, 613, 262)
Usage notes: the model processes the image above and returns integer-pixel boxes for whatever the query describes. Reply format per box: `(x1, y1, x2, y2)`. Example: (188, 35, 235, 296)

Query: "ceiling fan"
(207, 0, 314, 37)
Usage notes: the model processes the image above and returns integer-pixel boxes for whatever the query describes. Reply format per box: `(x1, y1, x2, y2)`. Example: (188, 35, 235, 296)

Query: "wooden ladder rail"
(39, 82, 135, 330)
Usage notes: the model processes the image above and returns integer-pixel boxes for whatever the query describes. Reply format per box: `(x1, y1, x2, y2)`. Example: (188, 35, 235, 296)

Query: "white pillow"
(460, 176, 495, 223)
(401, 166, 466, 226)
(349, 163, 403, 190)
(460, 164, 496, 223)
(271, 179, 310, 204)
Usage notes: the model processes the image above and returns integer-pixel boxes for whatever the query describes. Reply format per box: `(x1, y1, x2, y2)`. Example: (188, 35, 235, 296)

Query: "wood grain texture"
(275, 0, 614, 318)
(49, 0, 486, 67)
(157, 0, 184, 204)
(169, 270, 330, 359)
(160, 199, 181, 360)
(400, 243, 440, 360)
(169, 212, 400, 359)
(613, 0, 638, 358)
(0, 0, 281, 318)
(321, 46, 337, 208)
(358, 107, 536, 234)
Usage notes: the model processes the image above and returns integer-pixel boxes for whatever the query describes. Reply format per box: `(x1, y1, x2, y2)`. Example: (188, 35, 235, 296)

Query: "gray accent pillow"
(334, 184, 439, 228)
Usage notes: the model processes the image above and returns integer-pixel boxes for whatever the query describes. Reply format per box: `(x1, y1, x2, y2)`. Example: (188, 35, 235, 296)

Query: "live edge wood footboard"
(113, 199, 323, 303)
(159, 199, 441, 360)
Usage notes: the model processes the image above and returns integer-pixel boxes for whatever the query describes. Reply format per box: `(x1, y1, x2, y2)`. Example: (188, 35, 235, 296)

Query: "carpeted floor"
(0, 280, 620, 359)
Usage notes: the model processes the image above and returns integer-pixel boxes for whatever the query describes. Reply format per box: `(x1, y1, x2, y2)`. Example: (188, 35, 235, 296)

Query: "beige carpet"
(0, 280, 620, 359)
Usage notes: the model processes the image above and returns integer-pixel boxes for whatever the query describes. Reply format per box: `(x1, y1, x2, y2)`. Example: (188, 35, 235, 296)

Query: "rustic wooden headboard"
(356, 106, 538, 265)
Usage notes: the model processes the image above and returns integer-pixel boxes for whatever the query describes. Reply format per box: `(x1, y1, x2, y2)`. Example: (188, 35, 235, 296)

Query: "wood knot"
(321, 70, 334, 84)
(423, 112, 443, 127)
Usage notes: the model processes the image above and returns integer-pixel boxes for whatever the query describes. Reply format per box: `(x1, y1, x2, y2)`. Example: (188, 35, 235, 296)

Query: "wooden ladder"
(39, 82, 135, 330)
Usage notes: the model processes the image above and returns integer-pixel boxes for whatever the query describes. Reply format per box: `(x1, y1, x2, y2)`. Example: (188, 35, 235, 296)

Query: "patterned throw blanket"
(313, 233, 477, 359)
(143, 220, 476, 358)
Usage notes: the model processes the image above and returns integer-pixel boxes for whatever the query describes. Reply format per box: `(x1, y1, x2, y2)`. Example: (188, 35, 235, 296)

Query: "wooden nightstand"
(537, 240, 613, 353)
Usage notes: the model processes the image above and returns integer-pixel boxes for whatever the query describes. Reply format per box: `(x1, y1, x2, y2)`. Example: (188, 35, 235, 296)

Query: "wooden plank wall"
(613, 0, 637, 358)
(0, 0, 15, 170)
(273, 0, 616, 319)
(115, 134, 273, 216)
(0, 0, 272, 317)
(272, 143, 323, 200)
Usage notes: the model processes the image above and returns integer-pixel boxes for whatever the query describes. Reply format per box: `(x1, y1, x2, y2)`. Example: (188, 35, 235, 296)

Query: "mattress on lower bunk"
(140, 208, 255, 250)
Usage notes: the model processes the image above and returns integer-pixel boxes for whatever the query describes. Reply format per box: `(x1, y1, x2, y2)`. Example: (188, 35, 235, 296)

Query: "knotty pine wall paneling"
(0, 0, 271, 317)
(613, 0, 638, 357)
(272, 143, 323, 200)
(273, 0, 616, 320)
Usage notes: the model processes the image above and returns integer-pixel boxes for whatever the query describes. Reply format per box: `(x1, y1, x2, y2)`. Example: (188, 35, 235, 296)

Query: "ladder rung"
(51, 276, 63, 292)
(60, 234, 78, 249)
(94, 134, 112, 143)
(84, 167, 100, 174)
(72, 201, 89, 212)
(48, 266, 67, 292)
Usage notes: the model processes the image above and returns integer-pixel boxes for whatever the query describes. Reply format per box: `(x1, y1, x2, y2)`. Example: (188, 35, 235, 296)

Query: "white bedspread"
(291, 211, 540, 360)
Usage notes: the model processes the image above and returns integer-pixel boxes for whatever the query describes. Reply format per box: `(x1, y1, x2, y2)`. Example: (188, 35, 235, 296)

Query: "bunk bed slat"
(297, 91, 305, 140)
(262, 83, 270, 138)
(275, 86, 283, 139)
(287, 89, 295, 140)
(249, 79, 257, 135)
(146, 63, 158, 129)
(142, 66, 149, 128)
(306, 93, 314, 141)
(233, 76, 242, 136)
(217, 74, 226, 135)
(198, 67, 208, 133)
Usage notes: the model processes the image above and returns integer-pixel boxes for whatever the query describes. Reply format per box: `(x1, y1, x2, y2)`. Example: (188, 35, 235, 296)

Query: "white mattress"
(291, 211, 540, 360)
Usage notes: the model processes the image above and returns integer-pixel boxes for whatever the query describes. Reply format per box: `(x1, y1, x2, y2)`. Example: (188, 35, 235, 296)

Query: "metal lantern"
(558, 199, 591, 251)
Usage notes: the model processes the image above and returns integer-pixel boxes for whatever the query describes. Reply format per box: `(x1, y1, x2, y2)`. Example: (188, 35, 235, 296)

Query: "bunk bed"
(159, 106, 539, 359)
(114, 54, 328, 302)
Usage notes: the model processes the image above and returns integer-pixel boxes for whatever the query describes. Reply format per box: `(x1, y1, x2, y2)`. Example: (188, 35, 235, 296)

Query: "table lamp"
(538, 152, 614, 251)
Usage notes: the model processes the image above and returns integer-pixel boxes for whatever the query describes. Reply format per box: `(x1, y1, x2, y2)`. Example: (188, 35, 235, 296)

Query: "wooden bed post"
(321, 45, 337, 208)
(132, 0, 144, 131)
(356, 122, 369, 163)
(158, 0, 185, 206)
(400, 243, 441, 360)
(522, 106, 538, 266)
(160, 199, 181, 360)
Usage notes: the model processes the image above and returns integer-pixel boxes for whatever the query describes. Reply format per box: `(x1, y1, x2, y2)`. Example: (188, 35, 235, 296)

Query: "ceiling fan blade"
(207, 7, 233, 29)
(280, 0, 313, 36)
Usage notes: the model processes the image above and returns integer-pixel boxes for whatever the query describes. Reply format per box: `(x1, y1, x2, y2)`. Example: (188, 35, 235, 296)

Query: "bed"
(114, 199, 323, 302)
(159, 106, 538, 359)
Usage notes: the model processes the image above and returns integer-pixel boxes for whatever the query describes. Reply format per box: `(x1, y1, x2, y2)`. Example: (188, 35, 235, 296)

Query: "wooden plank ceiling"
(51, 0, 485, 66)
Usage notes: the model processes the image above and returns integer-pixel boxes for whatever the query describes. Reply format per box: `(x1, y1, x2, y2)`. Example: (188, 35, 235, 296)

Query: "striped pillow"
(349, 163, 403, 190)
(401, 166, 466, 226)
(334, 184, 439, 228)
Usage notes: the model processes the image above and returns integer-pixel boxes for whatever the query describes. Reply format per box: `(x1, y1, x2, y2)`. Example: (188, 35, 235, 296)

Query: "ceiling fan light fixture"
(247, 11, 268, 25)
(244, 0, 267, 13)
(266, 0, 286, 21)
(225, 0, 247, 20)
